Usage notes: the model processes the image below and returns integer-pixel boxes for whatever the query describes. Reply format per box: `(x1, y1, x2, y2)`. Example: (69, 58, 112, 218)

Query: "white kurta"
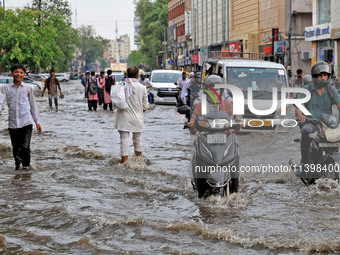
(114, 79, 148, 132)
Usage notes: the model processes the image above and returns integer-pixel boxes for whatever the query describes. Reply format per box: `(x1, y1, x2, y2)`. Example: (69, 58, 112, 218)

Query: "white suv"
(55, 73, 69, 82)
(204, 58, 290, 130)
(149, 70, 182, 104)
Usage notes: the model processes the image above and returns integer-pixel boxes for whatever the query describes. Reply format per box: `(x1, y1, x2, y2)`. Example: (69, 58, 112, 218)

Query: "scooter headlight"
(200, 142, 213, 159)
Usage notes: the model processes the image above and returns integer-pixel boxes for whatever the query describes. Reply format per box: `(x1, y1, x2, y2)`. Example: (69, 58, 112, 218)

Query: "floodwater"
(1, 80, 340, 254)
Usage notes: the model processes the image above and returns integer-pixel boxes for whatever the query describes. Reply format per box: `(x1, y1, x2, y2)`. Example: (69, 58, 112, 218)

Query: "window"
(318, 0, 331, 24)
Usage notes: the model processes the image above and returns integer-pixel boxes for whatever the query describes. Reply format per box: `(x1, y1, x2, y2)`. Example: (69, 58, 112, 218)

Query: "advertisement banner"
(192, 54, 198, 63)
(168, 24, 177, 47)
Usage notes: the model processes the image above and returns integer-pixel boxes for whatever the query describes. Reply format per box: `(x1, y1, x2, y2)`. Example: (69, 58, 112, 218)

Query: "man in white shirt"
(114, 66, 148, 163)
(176, 72, 187, 106)
(0, 64, 42, 170)
(181, 72, 195, 105)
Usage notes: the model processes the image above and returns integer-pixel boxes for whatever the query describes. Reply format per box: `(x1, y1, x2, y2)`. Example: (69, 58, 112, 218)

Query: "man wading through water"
(41, 69, 63, 110)
(114, 66, 148, 163)
(0, 64, 42, 170)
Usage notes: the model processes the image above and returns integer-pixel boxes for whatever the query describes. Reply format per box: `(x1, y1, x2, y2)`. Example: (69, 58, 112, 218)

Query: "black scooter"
(290, 113, 340, 185)
(190, 110, 240, 198)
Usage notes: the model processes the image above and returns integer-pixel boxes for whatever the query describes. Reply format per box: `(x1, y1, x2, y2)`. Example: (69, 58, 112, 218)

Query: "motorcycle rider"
(296, 61, 340, 166)
(138, 72, 154, 104)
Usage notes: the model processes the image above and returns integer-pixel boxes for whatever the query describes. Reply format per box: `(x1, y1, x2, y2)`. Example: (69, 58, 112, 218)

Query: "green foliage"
(135, 0, 168, 69)
(78, 25, 109, 72)
(0, 0, 80, 72)
(0, 8, 62, 71)
(128, 51, 142, 67)
(31, 0, 80, 72)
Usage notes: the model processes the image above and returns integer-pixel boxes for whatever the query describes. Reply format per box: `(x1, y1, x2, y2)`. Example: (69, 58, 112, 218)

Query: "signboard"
(320, 48, 324, 60)
(192, 54, 198, 63)
(168, 60, 174, 65)
(168, 24, 177, 46)
(264, 46, 272, 55)
(331, 28, 340, 39)
(305, 23, 331, 41)
(185, 11, 192, 36)
(274, 41, 285, 54)
(184, 48, 187, 66)
(312, 42, 316, 66)
(229, 42, 240, 55)
(110, 63, 127, 71)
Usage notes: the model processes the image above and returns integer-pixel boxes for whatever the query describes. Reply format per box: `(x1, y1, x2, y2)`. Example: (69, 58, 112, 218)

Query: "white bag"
(111, 83, 128, 110)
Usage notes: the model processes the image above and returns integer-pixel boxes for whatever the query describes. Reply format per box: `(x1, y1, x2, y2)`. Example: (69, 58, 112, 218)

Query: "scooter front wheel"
(229, 178, 239, 193)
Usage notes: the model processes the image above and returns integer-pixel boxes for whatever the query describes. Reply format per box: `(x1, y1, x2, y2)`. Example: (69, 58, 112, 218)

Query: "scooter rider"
(189, 74, 240, 133)
(296, 61, 340, 165)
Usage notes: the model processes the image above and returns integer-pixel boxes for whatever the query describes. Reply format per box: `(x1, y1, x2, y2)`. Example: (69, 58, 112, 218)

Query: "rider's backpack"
(89, 77, 98, 95)
(307, 84, 336, 110)
(105, 76, 115, 94)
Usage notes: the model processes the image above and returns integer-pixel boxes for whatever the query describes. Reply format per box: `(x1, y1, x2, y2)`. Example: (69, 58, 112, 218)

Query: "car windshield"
(113, 74, 124, 82)
(226, 67, 287, 92)
(151, 72, 182, 83)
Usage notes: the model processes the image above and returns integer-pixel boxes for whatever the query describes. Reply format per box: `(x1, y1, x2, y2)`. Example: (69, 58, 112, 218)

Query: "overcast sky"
(6, 0, 136, 50)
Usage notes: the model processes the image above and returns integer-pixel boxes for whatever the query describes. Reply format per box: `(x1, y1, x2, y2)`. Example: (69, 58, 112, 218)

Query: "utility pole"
(38, 0, 41, 26)
(287, 0, 292, 78)
(163, 27, 167, 69)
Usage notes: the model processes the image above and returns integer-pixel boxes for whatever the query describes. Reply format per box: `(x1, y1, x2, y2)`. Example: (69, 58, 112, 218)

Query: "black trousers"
(103, 102, 113, 110)
(88, 100, 98, 111)
(9, 125, 33, 167)
(98, 89, 104, 105)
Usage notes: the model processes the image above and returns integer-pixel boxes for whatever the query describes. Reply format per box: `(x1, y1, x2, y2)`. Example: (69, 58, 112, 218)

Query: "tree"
(78, 25, 109, 72)
(128, 51, 142, 66)
(0, 8, 62, 71)
(31, 0, 80, 72)
(134, 0, 167, 68)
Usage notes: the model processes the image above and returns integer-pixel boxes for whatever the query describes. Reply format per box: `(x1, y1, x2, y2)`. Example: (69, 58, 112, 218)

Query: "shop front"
(305, 23, 333, 67)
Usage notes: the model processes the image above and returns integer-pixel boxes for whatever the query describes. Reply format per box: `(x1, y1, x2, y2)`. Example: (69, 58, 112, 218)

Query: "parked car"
(0, 72, 11, 76)
(149, 70, 182, 104)
(28, 74, 47, 82)
(55, 73, 69, 82)
(0, 76, 42, 93)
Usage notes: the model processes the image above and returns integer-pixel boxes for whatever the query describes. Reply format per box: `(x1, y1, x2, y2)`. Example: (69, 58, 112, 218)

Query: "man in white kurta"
(114, 66, 148, 163)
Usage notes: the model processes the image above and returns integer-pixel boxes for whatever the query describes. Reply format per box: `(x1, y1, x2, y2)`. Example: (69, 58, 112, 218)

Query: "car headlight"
(200, 142, 213, 159)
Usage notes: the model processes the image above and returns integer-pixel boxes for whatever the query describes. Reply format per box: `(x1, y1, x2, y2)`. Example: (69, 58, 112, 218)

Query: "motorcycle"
(290, 113, 340, 185)
(190, 110, 240, 198)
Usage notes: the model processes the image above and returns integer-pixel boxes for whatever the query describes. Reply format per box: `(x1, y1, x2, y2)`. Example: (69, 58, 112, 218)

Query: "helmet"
(189, 72, 195, 78)
(141, 72, 146, 76)
(202, 75, 224, 104)
(311, 61, 331, 87)
(303, 75, 313, 85)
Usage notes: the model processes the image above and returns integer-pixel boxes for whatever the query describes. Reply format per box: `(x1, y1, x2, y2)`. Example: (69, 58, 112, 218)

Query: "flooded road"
(1, 80, 340, 254)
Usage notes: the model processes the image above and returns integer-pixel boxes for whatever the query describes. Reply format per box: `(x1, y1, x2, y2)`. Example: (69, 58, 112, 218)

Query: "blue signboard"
(184, 49, 187, 66)
(320, 48, 324, 60)
(168, 60, 174, 65)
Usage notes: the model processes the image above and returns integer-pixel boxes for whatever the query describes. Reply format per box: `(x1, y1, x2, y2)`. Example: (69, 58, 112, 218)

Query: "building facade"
(106, 34, 131, 64)
(168, 0, 187, 70)
(306, 0, 339, 77)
